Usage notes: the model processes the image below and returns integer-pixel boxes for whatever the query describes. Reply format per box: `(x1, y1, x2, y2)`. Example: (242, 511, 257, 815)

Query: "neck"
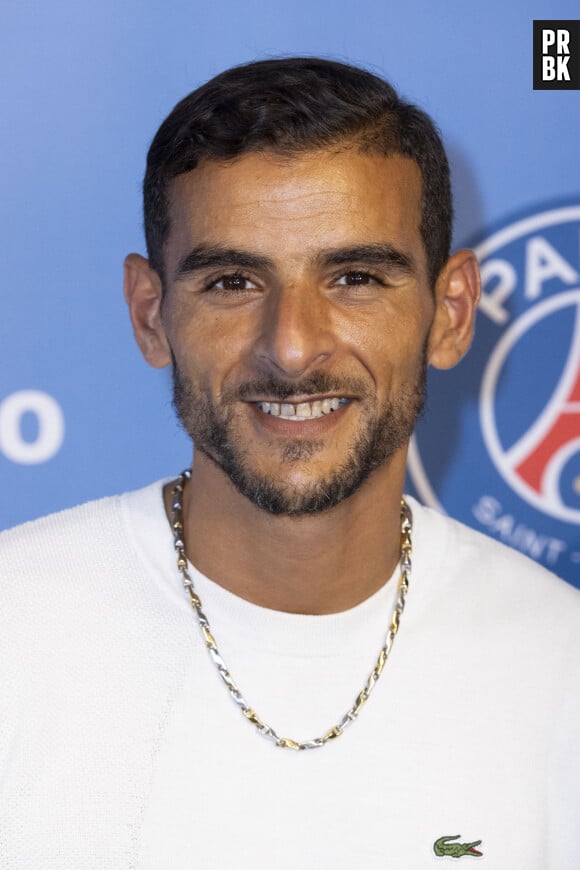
(163, 450, 407, 615)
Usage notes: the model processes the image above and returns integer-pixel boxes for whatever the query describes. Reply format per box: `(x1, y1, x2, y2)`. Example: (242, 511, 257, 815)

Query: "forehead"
(166, 149, 424, 267)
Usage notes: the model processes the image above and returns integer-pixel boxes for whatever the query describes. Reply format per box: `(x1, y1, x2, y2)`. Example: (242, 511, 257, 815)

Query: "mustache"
(234, 373, 371, 402)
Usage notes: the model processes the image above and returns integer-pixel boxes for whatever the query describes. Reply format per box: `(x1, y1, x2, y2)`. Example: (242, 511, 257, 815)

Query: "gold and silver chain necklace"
(170, 468, 412, 750)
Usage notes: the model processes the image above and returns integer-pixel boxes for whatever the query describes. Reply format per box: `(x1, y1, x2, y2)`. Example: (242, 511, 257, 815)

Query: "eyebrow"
(174, 246, 274, 281)
(174, 242, 415, 281)
(315, 243, 415, 274)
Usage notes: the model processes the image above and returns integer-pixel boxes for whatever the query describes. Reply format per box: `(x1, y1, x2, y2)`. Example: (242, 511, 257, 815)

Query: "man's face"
(161, 149, 436, 515)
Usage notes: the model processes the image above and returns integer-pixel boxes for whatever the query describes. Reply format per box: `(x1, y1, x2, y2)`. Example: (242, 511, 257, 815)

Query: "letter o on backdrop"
(0, 390, 65, 464)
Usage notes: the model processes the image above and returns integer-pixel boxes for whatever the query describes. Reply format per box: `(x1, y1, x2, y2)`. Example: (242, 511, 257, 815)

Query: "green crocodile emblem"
(433, 835, 483, 858)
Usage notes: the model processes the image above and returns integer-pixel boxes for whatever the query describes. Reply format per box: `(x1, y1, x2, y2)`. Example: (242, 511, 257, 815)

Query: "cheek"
(345, 308, 429, 376)
(170, 311, 255, 394)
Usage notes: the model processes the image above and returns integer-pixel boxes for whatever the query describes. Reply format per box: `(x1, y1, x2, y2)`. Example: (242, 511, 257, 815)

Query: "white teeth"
(257, 398, 349, 419)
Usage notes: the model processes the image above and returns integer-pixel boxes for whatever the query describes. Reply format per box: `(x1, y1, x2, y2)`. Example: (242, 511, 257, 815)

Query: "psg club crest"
(408, 202, 580, 587)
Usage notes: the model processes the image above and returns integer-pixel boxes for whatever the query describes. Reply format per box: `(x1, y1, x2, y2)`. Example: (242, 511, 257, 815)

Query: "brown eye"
(218, 273, 251, 291)
(347, 272, 370, 285)
(336, 271, 381, 287)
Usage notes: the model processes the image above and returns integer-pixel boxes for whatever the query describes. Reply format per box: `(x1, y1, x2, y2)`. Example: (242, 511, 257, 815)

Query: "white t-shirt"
(1, 481, 579, 869)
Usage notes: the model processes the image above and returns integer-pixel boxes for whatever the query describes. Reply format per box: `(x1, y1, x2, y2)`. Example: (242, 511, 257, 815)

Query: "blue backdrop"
(1, 0, 579, 586)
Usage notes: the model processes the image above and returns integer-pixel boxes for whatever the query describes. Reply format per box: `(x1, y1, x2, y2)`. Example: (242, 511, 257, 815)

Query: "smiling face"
(126, 148, 478, 515)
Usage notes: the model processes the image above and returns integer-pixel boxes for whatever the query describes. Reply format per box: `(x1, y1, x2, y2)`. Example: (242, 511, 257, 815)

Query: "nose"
(254, 281, 336, 378)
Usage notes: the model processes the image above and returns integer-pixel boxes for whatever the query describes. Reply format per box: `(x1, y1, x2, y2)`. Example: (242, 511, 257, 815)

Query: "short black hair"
(144, 57, 452, 287)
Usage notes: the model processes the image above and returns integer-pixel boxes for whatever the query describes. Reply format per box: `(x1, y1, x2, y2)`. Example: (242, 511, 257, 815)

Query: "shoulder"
(406, 499, 580, 725)
(1, 483, 154, 567)
(407, 496, 580, 632)
(0, 480, 174, 681)
(1, 492, 123, 565)
(0, 479, 169, 606)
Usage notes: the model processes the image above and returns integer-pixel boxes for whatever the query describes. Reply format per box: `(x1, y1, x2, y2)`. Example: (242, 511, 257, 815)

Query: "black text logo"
(533, 21, 580, 89)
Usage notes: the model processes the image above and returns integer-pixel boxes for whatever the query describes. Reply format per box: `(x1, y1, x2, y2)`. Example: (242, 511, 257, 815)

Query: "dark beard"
(172, 361, 426, 516)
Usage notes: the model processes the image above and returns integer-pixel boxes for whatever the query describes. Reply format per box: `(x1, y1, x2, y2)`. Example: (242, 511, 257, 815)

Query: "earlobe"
(428, 249, 481, 370)
(123, 253, 172, 369)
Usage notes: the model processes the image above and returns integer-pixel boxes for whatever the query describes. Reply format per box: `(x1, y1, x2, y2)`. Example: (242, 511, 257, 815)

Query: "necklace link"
(171, 469, 412, 750)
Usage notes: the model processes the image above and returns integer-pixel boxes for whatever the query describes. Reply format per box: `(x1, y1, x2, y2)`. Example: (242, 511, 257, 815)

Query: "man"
(1, 58, 579, 869)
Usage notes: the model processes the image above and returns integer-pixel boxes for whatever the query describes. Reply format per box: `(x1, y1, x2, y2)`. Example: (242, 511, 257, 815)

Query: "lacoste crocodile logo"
(433, 835, 483, 858)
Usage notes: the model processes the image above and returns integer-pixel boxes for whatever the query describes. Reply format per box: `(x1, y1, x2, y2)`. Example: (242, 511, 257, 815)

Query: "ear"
(123, 253, 172, 369)
(427, 249, 481, 370)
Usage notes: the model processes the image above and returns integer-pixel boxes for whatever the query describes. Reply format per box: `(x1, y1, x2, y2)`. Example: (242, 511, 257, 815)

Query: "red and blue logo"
(408, 202, 580, 587)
